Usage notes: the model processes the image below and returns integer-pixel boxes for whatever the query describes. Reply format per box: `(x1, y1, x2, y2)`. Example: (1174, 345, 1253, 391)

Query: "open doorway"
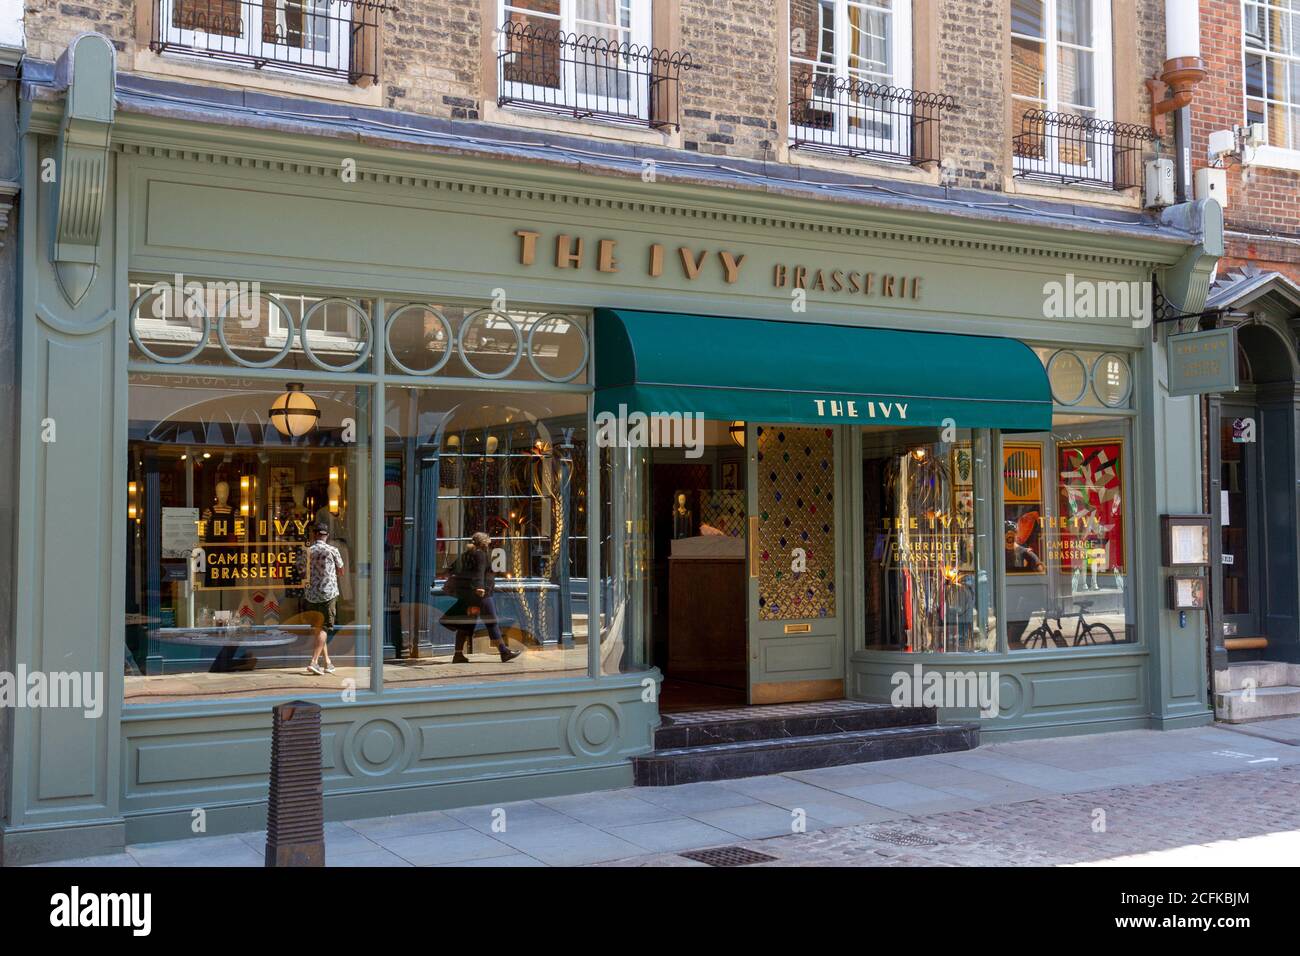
(647, 420, 749, 712)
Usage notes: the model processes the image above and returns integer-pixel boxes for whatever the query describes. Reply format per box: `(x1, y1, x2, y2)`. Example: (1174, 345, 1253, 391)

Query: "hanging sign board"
(1167, 328, 1239, 397)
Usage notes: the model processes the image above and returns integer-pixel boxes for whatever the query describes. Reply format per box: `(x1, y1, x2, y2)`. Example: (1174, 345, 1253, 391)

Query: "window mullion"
(1045, 0, 1059, 112)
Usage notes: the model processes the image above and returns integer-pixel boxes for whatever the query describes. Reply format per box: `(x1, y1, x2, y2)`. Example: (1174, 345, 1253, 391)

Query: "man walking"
(301, 522, 344, 675)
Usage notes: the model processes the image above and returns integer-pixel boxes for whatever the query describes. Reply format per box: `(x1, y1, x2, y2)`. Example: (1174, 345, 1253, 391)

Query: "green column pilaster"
(0, 34, 127, 865)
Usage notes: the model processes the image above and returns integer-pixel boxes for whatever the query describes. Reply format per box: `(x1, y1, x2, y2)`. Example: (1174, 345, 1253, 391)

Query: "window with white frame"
(155, 0, 370, 81)
(787, 1, 913, 155)
(498, 1, 654, 121)
(1244, 1, 1300, 150)
(1011, 0, 1114, 179)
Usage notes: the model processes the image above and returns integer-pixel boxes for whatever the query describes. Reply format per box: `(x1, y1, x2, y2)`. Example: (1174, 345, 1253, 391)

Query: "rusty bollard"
(265, 700, 324, 867)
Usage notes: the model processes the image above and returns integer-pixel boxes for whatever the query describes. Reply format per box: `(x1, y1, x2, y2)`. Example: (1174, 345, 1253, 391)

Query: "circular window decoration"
(1091, 352, 1133, 407)
(129, 283, 212, 364)
(526, 313, 589, 383)
(216, 291, 297, 369)
(385, 304, 454, 376)
(458, 309, 522, 379)
(301, 298, 373, 372)
(1046, 349, 1089, 405)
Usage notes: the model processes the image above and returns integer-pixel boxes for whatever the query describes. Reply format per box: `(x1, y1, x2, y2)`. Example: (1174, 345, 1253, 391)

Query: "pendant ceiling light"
(269, 383, 320, 438)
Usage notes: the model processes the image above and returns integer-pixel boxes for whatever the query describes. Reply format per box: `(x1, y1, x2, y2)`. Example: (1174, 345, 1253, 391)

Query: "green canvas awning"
(594, 309, 1052, 431)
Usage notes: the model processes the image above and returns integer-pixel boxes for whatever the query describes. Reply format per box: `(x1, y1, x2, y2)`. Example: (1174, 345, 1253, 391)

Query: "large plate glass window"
(861, 427, 998, 653)
(788, 0, 914, 156)
(383, 388, 591, 686)
(124, 374, 371, 704)
(1011, 0, 1115, 180)
(1005, 414, 1136, 650)
(1244, 0, 1300, 150)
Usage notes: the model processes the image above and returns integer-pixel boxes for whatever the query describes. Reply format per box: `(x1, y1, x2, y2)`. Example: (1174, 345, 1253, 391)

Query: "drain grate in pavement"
(864, 828, 939, 848)
(679, 846, 779, 867)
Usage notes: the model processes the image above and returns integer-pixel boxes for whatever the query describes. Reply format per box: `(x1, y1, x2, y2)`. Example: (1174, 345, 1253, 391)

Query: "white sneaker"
(324, 664, 336, 674)
(306, 664, 324, 676)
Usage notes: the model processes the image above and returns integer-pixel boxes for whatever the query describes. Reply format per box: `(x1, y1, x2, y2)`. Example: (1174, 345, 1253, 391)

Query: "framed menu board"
(1161, 514, 1211, 567)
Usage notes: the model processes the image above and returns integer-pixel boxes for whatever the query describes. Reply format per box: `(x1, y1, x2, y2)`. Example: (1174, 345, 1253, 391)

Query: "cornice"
(28, 92, 1196, 270)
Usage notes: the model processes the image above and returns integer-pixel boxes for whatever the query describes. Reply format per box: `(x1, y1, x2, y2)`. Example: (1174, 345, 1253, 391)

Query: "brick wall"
(678, 0, 778, 158)
(1193, 0, 1300, 277)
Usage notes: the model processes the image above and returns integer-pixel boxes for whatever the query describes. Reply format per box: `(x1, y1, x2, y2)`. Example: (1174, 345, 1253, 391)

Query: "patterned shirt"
(300, 540, 343, 603)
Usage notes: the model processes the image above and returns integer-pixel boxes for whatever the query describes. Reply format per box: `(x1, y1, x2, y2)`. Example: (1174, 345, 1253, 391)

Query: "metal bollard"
(265, 700, 324, 867)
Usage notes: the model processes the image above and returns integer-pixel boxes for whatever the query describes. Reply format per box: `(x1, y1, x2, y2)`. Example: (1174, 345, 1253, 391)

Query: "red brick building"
(1191, 0, 1300, 282)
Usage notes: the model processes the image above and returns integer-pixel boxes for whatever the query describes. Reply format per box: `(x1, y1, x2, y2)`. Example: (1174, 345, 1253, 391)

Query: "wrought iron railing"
(1012, 110, 1158, 190)
(150, 0, 393, 84)
(788, 72, 956, 165)
(496, 21, 692, 130)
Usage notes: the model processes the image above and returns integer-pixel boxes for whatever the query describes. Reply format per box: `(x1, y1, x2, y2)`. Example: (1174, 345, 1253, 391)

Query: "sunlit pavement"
(35, 720, 1300, 867)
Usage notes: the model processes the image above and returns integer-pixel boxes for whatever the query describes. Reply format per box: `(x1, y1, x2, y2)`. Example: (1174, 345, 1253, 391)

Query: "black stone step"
(654, 700, 935, 750)
(634, 722, 980, 787)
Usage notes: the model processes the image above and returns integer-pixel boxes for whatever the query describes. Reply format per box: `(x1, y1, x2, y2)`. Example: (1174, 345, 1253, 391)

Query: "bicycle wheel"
(1083, 622, 1116, 644)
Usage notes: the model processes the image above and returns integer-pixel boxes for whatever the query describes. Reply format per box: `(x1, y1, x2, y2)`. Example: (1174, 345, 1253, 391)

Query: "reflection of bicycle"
(1022, 600, 1116, 648)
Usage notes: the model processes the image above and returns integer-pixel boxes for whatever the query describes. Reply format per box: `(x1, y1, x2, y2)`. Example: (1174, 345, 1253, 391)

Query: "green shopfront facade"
(0, 36, 1222, 863)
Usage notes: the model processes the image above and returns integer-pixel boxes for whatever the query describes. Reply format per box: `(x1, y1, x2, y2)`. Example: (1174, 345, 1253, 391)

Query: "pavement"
(36, 718, 1300, 867)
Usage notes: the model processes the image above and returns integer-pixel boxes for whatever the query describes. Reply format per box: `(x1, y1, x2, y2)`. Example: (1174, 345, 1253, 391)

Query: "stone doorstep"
(654, 702, 937, 749)
(1217, 661, 1300, 693)
(633, 723, 980, 787)
(1215, 684, 1300, 723)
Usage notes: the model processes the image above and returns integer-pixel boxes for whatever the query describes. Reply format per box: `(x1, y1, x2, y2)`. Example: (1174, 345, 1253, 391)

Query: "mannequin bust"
(203, 480, 237, 541)
(672, 492, 694, 539)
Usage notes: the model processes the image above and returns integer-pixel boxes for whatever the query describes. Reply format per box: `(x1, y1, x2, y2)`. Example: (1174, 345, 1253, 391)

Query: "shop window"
(129, 279, 373, 373)
(383, 387, 591, 685)
(1005, 414, 1136, 650)
(861, 428, 998, 653)
(125, 374, 371, 703)
(150, 0, 390, 84)
(599, 443, 653, 675)
(385, 303, 589, 383)
(1035, 347, 1133, 409)
(1244, 0, 1300, 151)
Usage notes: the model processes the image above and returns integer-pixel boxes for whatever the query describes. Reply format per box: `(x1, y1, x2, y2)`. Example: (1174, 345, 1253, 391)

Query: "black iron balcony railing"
(150, 0, 393, 84)
(788, 72, 956, 165)
(1012, 110, 1159, 190)
(497, 21, 692, 131)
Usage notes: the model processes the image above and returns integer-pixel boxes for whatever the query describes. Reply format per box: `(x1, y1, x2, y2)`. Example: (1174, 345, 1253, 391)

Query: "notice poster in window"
(1003, 442, 1044, 574)
(1056, 439, 1125, 572)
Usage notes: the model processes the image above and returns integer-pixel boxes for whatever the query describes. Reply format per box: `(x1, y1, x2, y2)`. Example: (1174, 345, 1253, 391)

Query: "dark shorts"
(305, 598, 338, 636)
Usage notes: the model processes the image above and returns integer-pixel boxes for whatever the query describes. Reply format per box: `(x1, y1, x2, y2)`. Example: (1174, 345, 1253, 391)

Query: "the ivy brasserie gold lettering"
(597, 238, 619, 273)
(555, 234, 584, 268)
(678, 247, 708, 280)
(514, 229, 540, 266)
(513, 227, 921, 300)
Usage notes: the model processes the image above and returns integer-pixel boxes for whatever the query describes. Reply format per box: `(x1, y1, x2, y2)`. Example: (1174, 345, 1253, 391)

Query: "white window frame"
(158, 0, 352, 77)
(498, 0, 654, 122)
(1242, 0, 1300, 155)
(1011, 0, 1114, 183)
(787, 0, 914, 158)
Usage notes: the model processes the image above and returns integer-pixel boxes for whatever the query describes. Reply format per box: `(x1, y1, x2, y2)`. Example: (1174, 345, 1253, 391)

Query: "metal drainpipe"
(1165, 0, 1203, 202)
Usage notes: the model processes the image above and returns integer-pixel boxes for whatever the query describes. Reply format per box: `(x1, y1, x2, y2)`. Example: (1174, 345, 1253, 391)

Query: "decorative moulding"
(50, 33, 116, 307)
(0, 180, 17, 247)
(111, 143, 1169, 270)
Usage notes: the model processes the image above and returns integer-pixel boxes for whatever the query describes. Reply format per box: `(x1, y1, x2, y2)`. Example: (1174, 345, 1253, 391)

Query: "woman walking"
(443, 531, 521, 664)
